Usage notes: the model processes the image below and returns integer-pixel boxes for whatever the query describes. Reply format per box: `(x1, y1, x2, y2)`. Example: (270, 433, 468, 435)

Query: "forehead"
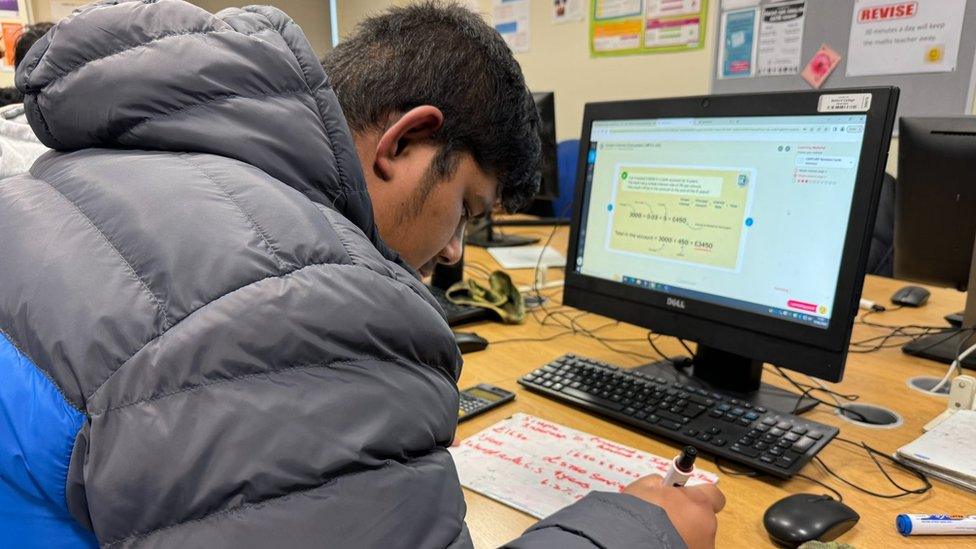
(453, 153, 500, 205)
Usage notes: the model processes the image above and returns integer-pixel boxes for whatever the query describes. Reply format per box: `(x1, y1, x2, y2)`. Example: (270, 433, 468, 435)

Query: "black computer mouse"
(454, 331, 488, 354)
(763, 494, 859, 548)
(891, 285, 930, 307)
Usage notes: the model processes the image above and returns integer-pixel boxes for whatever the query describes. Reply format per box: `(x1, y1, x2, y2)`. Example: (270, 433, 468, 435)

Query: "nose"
(438, 224, 465, 265)
(438, 234, 463, 265)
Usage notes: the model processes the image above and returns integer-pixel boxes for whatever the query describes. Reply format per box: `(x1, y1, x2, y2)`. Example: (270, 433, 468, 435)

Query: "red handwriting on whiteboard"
(590, 437, 637, 458)
(589, 472, 625, 490)
(554, 470, 591, 490)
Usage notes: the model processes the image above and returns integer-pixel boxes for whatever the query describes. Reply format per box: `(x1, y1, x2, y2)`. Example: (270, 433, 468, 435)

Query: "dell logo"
(666, 297, 686, 309)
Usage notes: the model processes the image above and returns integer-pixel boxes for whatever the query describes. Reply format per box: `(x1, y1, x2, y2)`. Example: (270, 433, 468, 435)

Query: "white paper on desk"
(451, 414, 719, 519)
(488, 246, 565, 270)
(897, 410, 976, 481)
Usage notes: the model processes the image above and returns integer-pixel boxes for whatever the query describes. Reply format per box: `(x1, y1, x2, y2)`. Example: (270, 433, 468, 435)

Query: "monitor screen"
(573, 114, 868, 330)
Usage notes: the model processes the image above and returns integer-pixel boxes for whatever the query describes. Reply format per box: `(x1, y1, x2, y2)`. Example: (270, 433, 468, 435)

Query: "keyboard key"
(657, 410, 689, 424)
(542, 380, 554, 388)
(623, 407, 637, 416)
(718, 404, 732, 412)
(783, 432, 801, 443)
(761, 433, 779, 443)
(746, 429, 762, 438)
(775, 455, 796, 469)
(756, 406, 768, 413)
(697, 433, 712, 442)
(646, 414, 660, 424)
(684, 428, 698, 437)
(754, 442, 769, 451)
(776, 421, 793, 431)
(737, 437, 755, 446)
(744, 412, 760, 421)
(777, 439, 793, 449)
(560, 387, 623, 411)
(684, 404, 707, 418)
(807, 431, 823, 440)
(768, 446, 784, 456)
(634, 412, 647, 420)
(755, 424, 770, 433)
(791, 426, 808, 436)
(708, 426, 721, 435)
(659, 419, 682, 431)
(737, 418, 752, 427)
(762, 417, 777, 426)
(792, 437, 816, 453)
(770, 428, 785, 437)
(709, 409, 724, 418)
(713, 438, 727, 447)
(722, 414, 737, 422)
(731, 444, 760, 458)
(552, 383, 564, 391)
(730, 407, 744, 417)
(760, 454, 775, 464)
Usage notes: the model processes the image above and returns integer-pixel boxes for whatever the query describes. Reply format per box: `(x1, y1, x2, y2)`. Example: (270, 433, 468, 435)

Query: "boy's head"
(322, 1, 540, 275)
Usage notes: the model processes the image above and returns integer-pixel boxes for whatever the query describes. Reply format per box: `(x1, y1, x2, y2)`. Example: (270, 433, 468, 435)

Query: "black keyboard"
(518, 354, 838, 479)
(429, 286, 493, 326)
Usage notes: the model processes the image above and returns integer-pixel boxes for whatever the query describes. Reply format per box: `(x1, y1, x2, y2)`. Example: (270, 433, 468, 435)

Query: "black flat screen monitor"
(896, 117, 976, 369)
(895, 117, 976, 291)
(563, 88, 898, 407)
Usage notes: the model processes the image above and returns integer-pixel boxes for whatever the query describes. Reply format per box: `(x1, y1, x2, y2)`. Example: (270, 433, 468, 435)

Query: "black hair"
(322, 1, 540, 212)
(15, 22, 53, 69)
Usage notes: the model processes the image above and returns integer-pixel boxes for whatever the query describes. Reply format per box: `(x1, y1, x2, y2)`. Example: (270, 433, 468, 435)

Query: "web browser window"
(575, 115, 868, 329)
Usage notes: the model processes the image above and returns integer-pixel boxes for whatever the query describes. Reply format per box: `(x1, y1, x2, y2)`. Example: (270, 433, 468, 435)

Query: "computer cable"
(812, 438, 932, 499)
(771, 366, 873, 422)
(927, 330, 976, 394)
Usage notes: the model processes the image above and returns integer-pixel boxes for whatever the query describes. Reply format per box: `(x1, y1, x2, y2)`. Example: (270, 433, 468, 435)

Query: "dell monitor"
(896, 116, 976, 368)
(563, 88, 898, 413)
(467, 91, 560, 247)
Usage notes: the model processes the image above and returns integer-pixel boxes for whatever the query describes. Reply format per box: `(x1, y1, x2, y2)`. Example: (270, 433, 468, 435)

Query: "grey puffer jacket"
(0, 1, 685, 547)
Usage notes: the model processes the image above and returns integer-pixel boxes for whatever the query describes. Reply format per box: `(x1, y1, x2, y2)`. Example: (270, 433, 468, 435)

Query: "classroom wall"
(334, 1, 930, 176)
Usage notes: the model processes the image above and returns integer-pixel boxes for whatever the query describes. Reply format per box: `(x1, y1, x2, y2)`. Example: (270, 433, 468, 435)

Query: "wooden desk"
(457, 224, 975, 548)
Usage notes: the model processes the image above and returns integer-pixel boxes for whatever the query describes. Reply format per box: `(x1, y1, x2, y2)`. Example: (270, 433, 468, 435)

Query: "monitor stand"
(634, 344, 819, 415)
(903, 242, 976, 370)
(465, 213, 540, 248)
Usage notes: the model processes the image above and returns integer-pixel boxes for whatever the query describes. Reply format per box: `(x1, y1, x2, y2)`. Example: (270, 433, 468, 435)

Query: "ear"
(374, 105, 444, 181)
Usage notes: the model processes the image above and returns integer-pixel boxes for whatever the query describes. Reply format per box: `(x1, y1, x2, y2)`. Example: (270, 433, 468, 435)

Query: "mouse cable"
(813, 440, 932, 499)
(793, 472, 845, 502)
(715, 457, 846, 502)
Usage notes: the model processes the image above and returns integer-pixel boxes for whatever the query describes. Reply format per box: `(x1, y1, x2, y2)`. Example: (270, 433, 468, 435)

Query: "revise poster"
(590, 0, 708, 57)
(846, 0, 966, 77)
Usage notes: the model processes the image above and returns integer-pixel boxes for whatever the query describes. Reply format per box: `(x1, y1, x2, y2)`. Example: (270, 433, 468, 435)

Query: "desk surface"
(457, 224, 974, 548)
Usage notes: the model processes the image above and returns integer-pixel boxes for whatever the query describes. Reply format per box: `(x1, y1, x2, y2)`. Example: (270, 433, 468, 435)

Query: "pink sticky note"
(801, 44, 842, 89)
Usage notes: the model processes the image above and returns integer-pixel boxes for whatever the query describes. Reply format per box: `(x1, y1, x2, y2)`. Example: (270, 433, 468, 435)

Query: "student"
(0, 1, 723, 548)
(0, 22, 52, 177)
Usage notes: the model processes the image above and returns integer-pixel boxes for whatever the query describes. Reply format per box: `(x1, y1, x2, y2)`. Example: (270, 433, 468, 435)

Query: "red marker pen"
(663, 445, 697, 487)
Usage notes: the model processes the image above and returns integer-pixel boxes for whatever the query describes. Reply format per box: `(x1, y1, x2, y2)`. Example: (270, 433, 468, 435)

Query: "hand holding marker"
(663, 446, 698, 487)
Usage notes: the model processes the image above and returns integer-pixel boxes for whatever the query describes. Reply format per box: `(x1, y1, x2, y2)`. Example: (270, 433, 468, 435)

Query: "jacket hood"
(16, 0, 399, 261)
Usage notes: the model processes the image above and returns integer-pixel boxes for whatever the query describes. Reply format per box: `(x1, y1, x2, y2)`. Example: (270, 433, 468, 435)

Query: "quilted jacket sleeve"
(503, 493, 686, 548)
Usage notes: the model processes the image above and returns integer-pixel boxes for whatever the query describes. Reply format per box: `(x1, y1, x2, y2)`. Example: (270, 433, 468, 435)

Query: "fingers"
(686, 483, 726, 513)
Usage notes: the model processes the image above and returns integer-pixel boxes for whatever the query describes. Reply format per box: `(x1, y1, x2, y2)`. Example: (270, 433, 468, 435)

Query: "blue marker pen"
(897, 514, 976, 536)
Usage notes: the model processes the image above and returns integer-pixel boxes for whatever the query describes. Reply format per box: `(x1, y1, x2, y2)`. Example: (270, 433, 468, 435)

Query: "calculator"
(458, 384, 515, 422)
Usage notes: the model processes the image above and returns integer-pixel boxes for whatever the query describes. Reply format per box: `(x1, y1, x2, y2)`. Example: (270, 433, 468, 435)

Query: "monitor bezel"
(563, 88, 898, 381)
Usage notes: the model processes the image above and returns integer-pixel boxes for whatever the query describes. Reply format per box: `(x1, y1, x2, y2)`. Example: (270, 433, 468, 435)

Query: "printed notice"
(591, 0, 708, 56)
(757, 1, 806, 76)
(553, 0, 584, 23)
(719, 8, 758, 79)
(493, 0, 531, 53)
(452, 414, 719, 519)
(607, 164, 754, 271)
(846, 0, 966, 77)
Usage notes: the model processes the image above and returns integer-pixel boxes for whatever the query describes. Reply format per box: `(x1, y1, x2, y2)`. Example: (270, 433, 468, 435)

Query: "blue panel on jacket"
(0, 332, 98, 548)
